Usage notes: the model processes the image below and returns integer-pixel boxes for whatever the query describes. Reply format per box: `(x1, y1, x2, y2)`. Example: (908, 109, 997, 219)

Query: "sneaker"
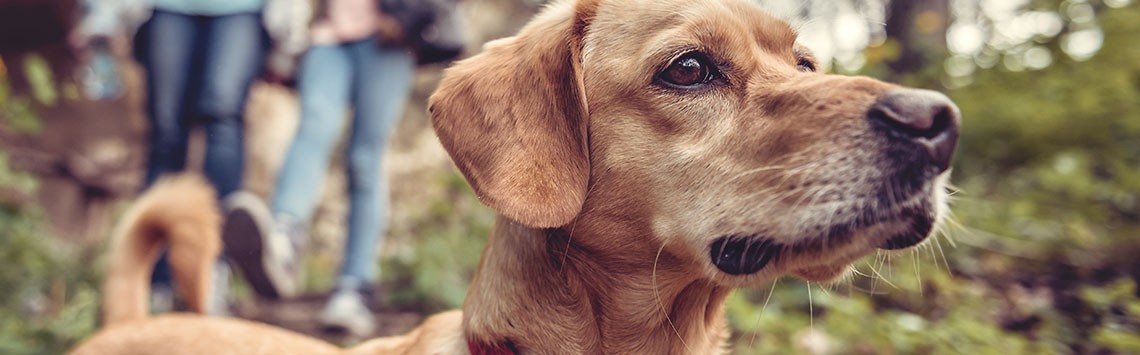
(221, 192, 299, 299)
(149, 284, 175, 314)
(318, 288, 377, 337)
(205, 261, 233, 316)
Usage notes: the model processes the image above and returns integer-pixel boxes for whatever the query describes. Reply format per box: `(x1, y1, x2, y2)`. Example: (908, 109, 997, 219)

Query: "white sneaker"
(149, 284, 175, 314)
(205, 261, 232, 316)
(318, 289, 376, 337)
(221, 192, 299, 299)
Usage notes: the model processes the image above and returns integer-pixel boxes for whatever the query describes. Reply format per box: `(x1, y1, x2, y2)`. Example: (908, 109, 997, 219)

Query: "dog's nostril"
(869, 89, 958, 137)
(868, 89, 962, 170)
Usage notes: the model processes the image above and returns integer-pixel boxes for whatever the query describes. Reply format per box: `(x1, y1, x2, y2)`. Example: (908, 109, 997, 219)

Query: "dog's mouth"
(708, 202, 936, 277)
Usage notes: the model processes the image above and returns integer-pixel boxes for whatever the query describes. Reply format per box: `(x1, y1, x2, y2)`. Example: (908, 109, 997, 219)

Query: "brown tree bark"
(884, 0, 950, 84)
(0, 0, 76, 53)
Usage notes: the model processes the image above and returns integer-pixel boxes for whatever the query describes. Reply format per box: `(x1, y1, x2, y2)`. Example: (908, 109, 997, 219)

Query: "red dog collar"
(468, 339, 518, 355)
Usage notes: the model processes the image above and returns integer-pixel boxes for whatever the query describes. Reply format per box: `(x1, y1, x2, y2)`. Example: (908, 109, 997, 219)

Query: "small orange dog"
(72, 0, 960, 353)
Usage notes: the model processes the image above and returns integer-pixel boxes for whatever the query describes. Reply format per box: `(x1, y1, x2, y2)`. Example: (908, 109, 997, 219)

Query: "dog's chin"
(773, 216, 930, 284)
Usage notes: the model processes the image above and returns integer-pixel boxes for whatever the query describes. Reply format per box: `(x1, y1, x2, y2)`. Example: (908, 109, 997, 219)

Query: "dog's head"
(430, 0, 959, 286)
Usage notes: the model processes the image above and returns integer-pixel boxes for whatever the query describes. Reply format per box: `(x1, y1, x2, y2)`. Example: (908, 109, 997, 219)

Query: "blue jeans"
(272, 39, 414, 286)
(140, 10, 266, 197)
(139, 10, 267, 286)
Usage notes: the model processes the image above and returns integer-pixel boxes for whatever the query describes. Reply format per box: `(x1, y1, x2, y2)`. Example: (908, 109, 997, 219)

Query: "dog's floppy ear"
(429, 3, 593, 228)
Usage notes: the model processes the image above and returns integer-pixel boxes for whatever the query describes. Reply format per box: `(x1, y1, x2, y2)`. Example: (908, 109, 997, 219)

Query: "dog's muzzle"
(709, 89, 961, 276)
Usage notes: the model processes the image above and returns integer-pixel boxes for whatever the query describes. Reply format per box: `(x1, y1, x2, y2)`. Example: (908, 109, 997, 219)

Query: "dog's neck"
(463, 216, 732, 354)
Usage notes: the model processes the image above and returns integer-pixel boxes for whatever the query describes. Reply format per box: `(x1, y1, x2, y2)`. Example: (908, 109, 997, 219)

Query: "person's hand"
(262, 48, 299, 87)
(68, 29, 127, 60)
(375, 14, 405, 44)
(68, 28, 98, 59)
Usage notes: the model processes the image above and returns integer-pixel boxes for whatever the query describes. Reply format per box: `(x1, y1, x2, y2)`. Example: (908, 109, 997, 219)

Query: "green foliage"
(727, 258, 1050, 354)
(950, 3, 1140, 261)
(0, 201, 101, 355)
(0, 58, 99, 355)
(942, 4, 1140, 353)
(0, 152, 38, 198)
(0, 57, 44, 135)
(381, 172, 494, 311)
(21, 54, 58, 107)
(1081, 279, 1140, 354)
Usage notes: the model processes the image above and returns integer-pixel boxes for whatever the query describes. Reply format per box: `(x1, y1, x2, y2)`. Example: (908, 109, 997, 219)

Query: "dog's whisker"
(747, 279, 780, 348)
(934, 235, 952, 274)
(911, 250, 923, 296)
(816, 282, 833, 298)
(866, 254, 881, 294)
(940, 211, 966, 249)
(853, 284, 890, 295)
(652, 242, 692, 354)
(848, 264, 870, 278)
(559, 173, 608, 274)
(807, 281, 815, 330)
(924, 241, 939, 273)
(886, 252, 896, 279)
(867, 253, 899, 290)
(867, 256, 882, 294)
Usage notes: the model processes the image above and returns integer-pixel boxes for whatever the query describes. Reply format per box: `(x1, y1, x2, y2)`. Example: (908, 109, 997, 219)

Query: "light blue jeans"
(272, 38, 414, 287)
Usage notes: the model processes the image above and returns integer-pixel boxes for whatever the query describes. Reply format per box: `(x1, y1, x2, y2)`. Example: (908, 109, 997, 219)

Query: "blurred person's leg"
(195, 12, 267, 198)
(225, 44, 354, 299)
(139, 10, 202, 300)
(271, 44, 353, 224)
(318, 39, 413, 337)
(141, 10, 199, 189)
(184, 12, 266, 310)
(338, 39, 413, 288)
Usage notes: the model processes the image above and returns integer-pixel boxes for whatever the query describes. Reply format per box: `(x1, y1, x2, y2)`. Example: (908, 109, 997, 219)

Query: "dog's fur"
(71, 0, 958, 353)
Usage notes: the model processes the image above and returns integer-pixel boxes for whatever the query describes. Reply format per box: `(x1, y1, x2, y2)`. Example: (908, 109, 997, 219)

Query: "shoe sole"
(318, 314, 376, 337)
(222, 199, 294, 299)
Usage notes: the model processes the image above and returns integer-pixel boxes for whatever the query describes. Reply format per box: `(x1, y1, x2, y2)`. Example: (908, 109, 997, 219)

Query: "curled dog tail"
(101, 174, 222, 326)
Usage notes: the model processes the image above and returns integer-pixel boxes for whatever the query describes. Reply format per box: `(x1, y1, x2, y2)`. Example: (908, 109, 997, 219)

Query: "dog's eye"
(657, 52, 717, 88)
(796, 57, 817, 72)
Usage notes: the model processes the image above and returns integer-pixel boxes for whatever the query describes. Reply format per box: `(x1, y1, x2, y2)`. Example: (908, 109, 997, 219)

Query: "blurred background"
(1, 0, 1138, 353)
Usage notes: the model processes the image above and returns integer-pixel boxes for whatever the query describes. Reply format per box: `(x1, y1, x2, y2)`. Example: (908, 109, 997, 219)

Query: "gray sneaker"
(149, 284, 175, 314)
(205, 261, 232, 316)
(221, 192, 299, 299)
(318, 288, 377, 337)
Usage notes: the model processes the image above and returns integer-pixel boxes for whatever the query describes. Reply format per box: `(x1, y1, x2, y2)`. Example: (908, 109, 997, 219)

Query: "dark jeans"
(139, 10, 267, 286)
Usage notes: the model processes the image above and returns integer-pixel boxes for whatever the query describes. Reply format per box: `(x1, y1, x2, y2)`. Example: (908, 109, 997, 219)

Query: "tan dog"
(72, 0, 960, 353)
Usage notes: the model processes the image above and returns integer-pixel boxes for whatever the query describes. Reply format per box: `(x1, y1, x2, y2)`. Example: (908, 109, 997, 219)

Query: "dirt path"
(236, 294, 426, 344)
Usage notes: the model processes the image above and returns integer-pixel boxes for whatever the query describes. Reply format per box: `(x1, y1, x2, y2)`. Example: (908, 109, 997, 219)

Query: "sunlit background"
(1, 0, 1138, 353)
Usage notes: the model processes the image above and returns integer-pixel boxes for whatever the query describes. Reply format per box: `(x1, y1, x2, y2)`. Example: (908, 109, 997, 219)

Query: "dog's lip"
(791, 262, 851, 282)
(710, 205, 935, 277)
(875, 207, 935, 250)
(709, 235, 779, 275)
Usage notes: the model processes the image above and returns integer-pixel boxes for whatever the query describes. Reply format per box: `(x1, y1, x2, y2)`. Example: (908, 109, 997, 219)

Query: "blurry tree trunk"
(884, 0, 950, 85)
(0, 0, 76, 53)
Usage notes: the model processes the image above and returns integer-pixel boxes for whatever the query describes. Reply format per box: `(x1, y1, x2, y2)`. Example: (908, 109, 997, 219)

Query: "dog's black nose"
(868, 89, 961, 170)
